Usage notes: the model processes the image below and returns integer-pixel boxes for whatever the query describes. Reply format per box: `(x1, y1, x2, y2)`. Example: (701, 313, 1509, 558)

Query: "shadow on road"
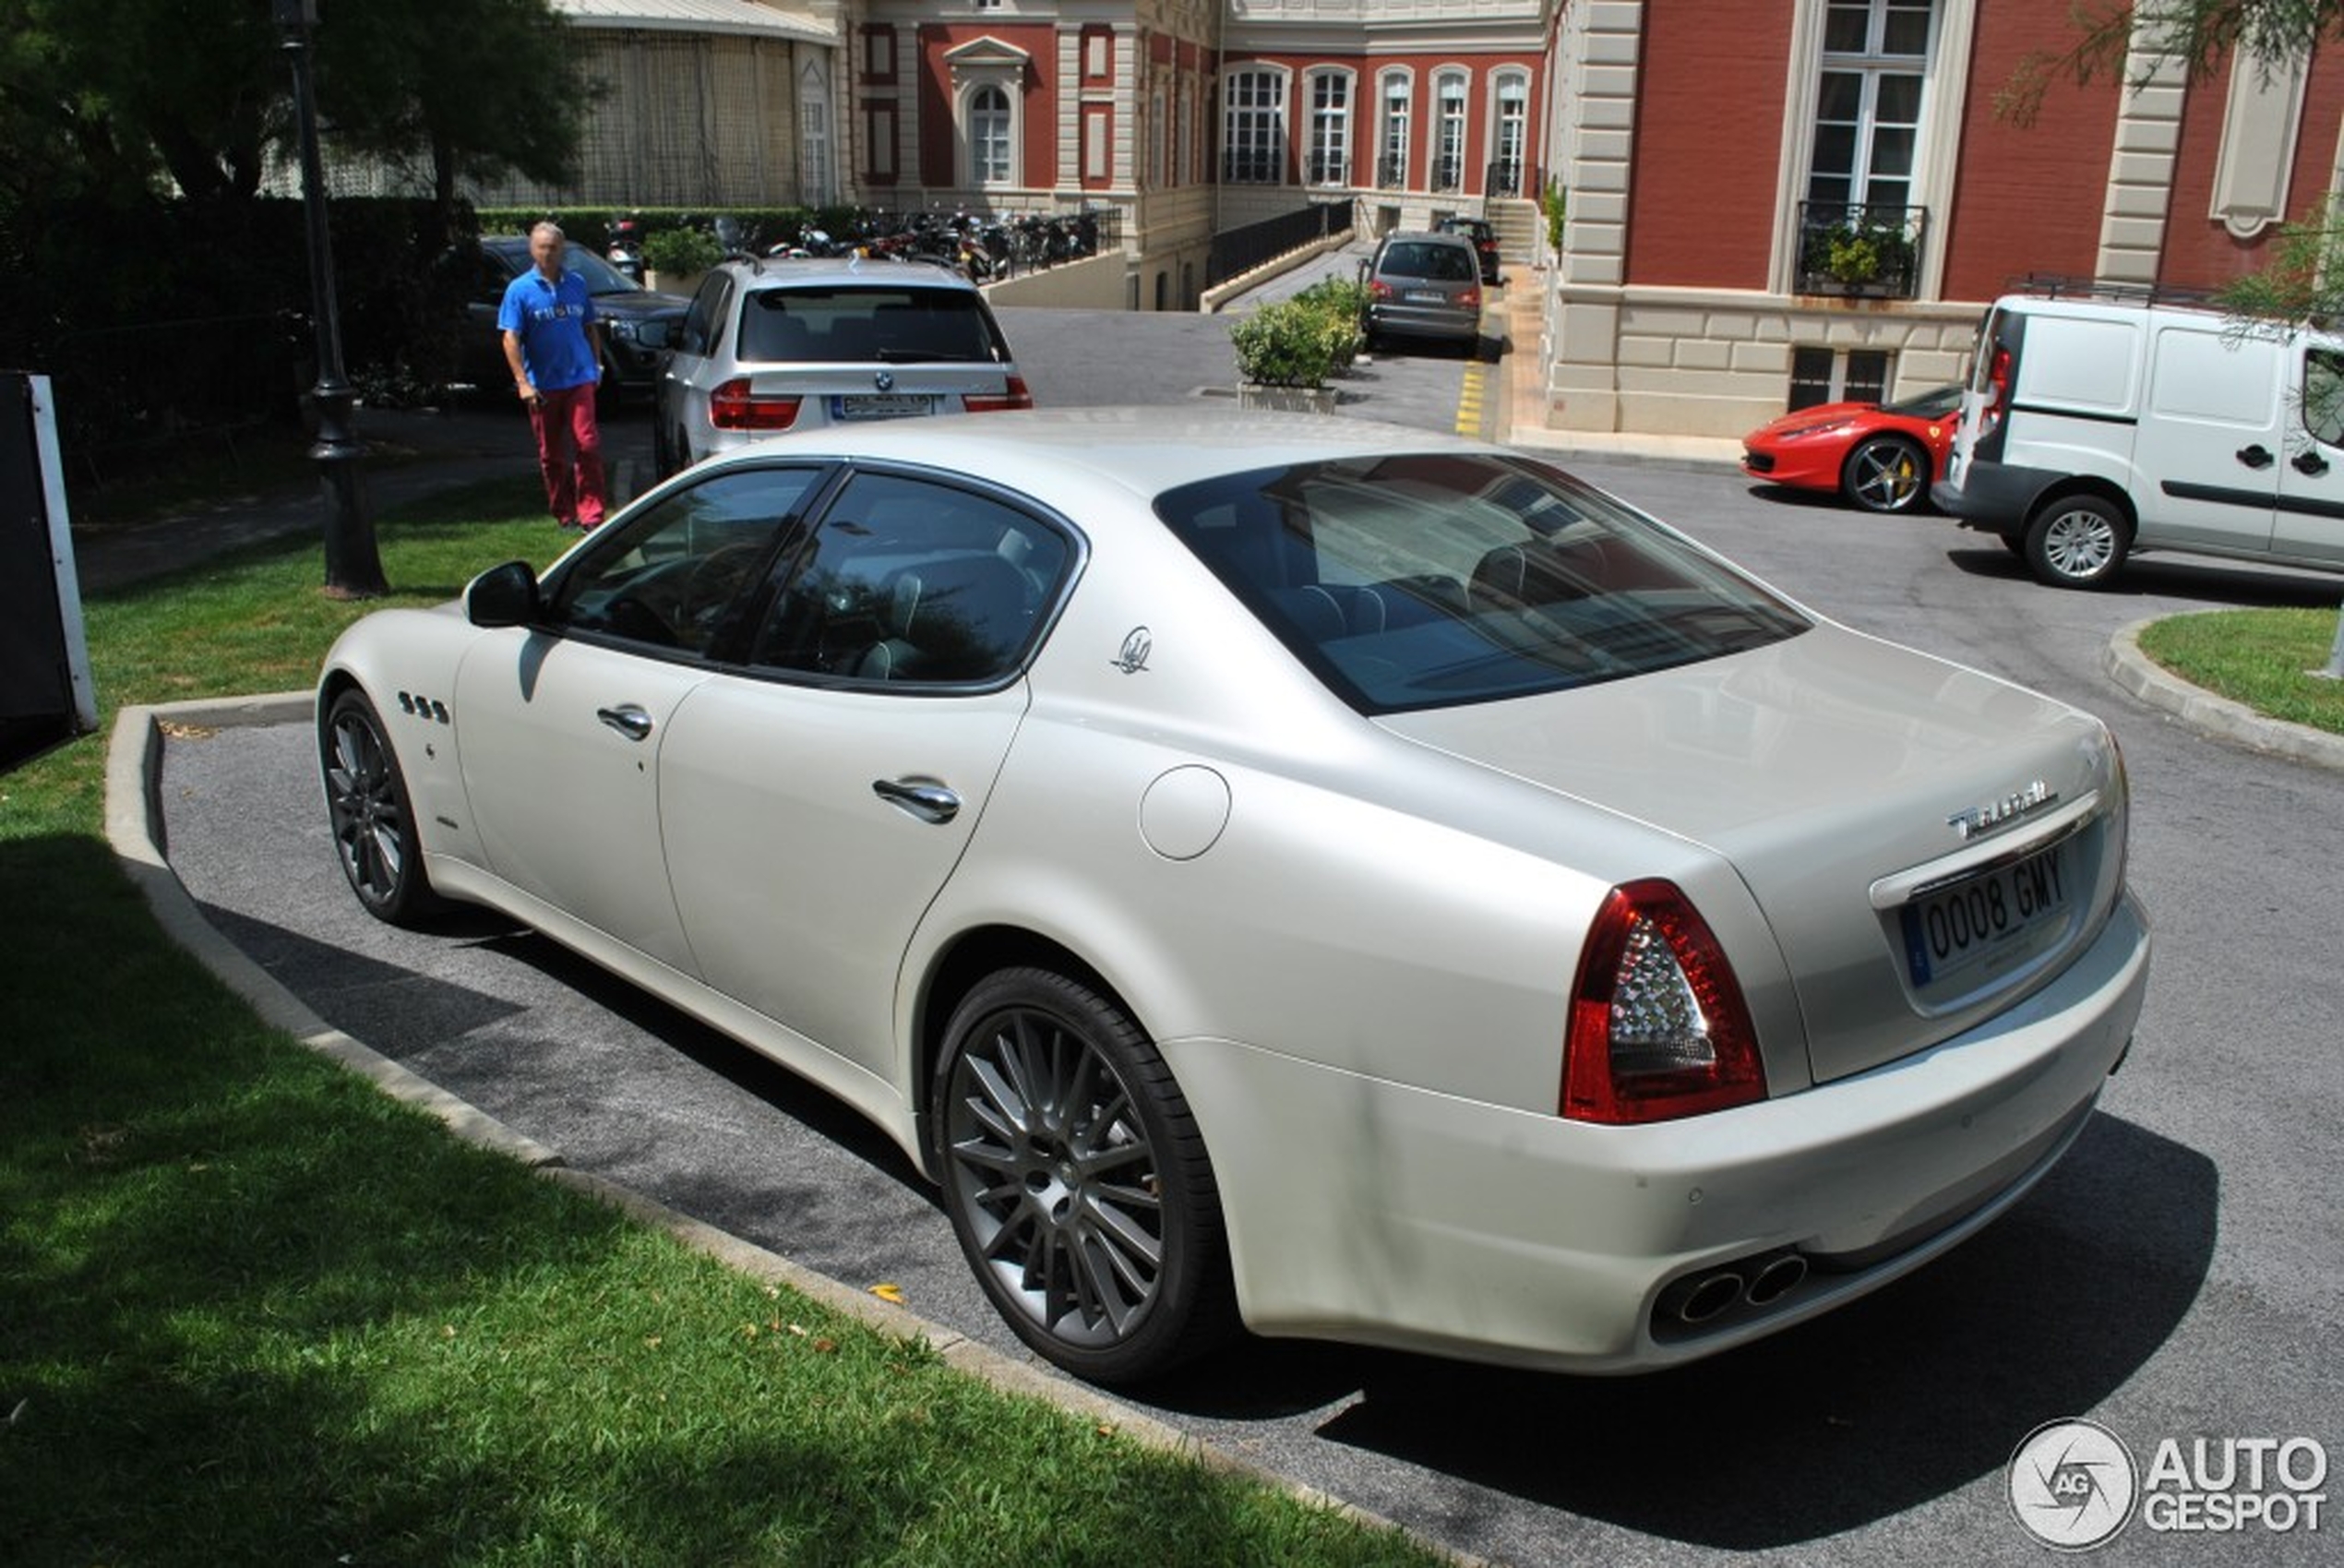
(1145, 1112, 2215, 1550)
(1947, 545, 2344, 609)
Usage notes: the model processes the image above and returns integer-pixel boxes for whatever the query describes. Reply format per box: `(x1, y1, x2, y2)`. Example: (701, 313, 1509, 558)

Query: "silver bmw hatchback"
(653, 256, 1030, 478)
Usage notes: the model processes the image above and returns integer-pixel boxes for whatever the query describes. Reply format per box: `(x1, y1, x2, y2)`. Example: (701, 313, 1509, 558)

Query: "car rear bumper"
(1932, 459, 2060, 532)
(1367, 304, 1481, 342)
(1170, 891, 2149, 1372)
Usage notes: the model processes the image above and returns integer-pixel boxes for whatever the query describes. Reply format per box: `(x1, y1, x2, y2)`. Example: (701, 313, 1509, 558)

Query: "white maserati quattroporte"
(318, 408, 2151, 1384)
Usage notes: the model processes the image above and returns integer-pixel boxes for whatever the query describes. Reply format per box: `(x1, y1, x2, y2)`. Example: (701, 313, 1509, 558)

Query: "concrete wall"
(981, 249, 1130, 307)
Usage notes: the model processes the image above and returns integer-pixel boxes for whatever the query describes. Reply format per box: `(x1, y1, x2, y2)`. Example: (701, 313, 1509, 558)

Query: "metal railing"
(1206, 197, 1355, 288)
(1375, 153, 1405, 190)
(1796, 201, 1927, 299)
(1485, 159, 1525, 199)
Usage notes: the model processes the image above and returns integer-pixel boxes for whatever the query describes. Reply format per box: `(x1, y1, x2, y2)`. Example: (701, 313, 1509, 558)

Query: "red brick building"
(1540, 1, 2344, 437)
(847, 1, 1562, 310)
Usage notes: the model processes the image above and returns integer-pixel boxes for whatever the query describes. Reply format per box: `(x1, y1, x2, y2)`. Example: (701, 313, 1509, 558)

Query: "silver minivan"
(654, 257, 1031, 477)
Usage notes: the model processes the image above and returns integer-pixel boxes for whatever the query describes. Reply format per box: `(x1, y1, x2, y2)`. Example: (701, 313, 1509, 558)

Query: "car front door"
(656, 467, 1075, 1083)
(2274, 341, 2344, 565)
(451, 464, 830, 971)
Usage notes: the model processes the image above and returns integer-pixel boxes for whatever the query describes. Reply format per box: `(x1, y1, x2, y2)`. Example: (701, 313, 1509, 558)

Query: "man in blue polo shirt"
(498, 221, 608, 531)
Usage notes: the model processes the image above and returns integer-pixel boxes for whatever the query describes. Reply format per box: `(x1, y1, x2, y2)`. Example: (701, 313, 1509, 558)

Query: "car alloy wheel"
(2025, 496, 2129, 588)
(935, 967, 1235, 1382)
(321, 689, 441, 925)
(1842, 435, 1928, 513)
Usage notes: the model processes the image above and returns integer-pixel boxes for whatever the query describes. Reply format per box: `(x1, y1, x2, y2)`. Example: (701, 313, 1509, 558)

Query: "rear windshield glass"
(1377, 243, 1476, 282)
(1154, 453, 1810, 713)
(739, 286, 1004, 365)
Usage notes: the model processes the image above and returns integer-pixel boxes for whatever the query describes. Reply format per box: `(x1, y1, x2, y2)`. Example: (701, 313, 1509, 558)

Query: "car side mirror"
(465, 560, 541, 628)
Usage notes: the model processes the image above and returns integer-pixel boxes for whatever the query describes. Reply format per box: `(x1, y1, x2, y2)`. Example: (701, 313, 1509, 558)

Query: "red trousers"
(529, 383, 606, 527)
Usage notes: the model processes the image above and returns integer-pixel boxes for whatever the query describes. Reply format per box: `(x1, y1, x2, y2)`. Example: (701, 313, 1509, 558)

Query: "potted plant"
(1232, 299, 1342, 412)
(641, 226, 724, 294)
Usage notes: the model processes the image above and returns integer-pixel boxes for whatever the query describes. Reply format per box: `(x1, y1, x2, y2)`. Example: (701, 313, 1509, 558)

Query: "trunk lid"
(1377, 623, 2125, 1084)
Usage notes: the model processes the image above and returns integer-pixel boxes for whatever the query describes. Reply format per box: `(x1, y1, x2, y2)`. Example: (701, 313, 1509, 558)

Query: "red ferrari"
(1740, 384, 1962, 514)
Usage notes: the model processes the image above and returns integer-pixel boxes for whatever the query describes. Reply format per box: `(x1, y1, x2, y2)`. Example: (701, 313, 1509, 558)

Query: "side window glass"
(546, 467, 823, 656)
(2303, 348, 2344, 449)
(681, 274, 726, 357)
(750, 471, 1070, 686)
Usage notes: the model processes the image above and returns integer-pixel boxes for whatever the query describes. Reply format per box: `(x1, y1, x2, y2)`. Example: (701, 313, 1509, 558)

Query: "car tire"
(320, 688, 445, 926)
(934, 966, 1238, 1384)
(1841, 435, 1930, 514)
(2023, 495, 2131, 589)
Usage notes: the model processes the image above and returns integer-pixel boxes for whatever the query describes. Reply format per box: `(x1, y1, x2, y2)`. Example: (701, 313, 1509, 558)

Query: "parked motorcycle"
(607, 213, 645, 283)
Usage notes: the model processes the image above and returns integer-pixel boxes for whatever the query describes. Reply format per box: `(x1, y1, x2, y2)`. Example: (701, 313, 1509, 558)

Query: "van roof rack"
(2010, 273, 2223, 309)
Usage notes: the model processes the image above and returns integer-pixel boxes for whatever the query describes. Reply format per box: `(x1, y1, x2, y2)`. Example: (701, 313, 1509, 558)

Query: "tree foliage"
(0, 0, 586, 216)
(2000, 1, 2341, 123)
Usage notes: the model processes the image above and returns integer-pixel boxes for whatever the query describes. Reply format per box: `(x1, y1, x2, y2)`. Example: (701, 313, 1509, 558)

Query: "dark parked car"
(1434, 215, 1502, 284)
(463, 236, 691, 399)
(1362, 232, 1487, 357)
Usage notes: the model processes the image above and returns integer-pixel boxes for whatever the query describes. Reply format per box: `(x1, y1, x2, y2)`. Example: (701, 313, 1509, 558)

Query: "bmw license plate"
(1899, 841, 2071, 989)
(832, 394, 937, 421)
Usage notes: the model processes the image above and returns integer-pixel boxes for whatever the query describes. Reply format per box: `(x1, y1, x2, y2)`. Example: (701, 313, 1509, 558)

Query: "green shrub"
(1232, 299, 1342, 389)
(1542, 179, 1568, 254)
(640, 225, 724, 276)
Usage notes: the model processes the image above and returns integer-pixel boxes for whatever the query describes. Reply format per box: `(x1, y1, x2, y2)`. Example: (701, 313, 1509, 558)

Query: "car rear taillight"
(1984, 346, 2012, 431)
(962, 375, 1034, 413)
(1459, 286, 1482, 311)
(709, 377, 802, 431)
(1368, 280, 1394, 304)
(1562, 880, 1765, 1124)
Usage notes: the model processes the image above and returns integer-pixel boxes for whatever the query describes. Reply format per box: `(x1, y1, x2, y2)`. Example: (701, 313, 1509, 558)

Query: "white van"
(1932, 286, 2344, 587)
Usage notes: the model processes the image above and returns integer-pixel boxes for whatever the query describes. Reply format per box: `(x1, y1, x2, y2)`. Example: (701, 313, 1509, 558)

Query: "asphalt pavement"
(80, 260, 2344, 1567)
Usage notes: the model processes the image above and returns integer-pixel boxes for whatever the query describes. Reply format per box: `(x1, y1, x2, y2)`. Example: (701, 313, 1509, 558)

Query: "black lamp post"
(274, 0, 385, 599)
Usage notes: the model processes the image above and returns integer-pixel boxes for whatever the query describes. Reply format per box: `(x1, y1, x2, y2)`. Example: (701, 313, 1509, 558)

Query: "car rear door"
(2139, 317, 2282, 554)
(657, 466, 1075, 1081)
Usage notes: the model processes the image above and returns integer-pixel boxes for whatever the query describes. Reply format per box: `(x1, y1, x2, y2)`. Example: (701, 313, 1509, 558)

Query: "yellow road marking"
(1457, 360, 1489, 438)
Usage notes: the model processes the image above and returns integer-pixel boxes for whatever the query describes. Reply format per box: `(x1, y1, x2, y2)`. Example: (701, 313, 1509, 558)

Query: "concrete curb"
(2105, 617, 2344, 772)
(102, 693, 1486, 1568)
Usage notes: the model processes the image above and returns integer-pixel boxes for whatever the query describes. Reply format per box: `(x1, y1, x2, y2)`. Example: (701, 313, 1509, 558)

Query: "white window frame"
(1806, 0, 1937, 215)
(1377, 68, 1413, 189)
(1775, 0, 1972, 297)
(798, 60, 833, 205)
(1305, 67, 1355, 188)
(1223, 66, 1290, 186)
(1431, 68, 1469, 193)
(1150, 85, 1168, 188)
(1489, 69, 1529, 197)
(969, 83, 1014, 186)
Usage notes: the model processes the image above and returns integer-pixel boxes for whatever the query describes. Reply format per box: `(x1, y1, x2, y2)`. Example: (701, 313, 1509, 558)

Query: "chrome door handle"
(2295, 449, 2332, 477)
(872, 778, 961, 824)
(597, 704, 653, 741)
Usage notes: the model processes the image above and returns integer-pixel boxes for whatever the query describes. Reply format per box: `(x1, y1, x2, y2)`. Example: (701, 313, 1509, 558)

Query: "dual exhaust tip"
(1660, 1249, 1810, 1329)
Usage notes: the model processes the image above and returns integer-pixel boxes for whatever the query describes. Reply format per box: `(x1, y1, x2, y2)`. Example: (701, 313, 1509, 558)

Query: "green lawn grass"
(2136, 607, 2344, 736)
(0, 484, 1444, 1567)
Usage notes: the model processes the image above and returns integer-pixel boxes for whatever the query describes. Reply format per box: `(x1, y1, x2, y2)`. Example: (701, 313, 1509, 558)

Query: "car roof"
(718, 256, 979, 293)
(691, 405, 1489, 503)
